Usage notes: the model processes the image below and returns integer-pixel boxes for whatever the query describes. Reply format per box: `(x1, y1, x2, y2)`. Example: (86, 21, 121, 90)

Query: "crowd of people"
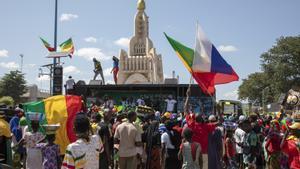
(0, 96, 300, 169)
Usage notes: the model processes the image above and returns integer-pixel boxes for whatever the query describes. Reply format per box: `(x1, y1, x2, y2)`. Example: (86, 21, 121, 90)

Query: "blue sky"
(0, 0, 299, 100)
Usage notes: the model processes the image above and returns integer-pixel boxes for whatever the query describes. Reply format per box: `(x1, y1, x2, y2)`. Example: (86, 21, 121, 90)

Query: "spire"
(137, 0, 145, 10)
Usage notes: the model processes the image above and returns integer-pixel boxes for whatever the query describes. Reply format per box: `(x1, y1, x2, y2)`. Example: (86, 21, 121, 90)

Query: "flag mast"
(184, 23, 217, 115)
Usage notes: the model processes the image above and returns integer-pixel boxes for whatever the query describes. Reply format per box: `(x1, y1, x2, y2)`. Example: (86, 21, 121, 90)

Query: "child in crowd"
(224, 130, 237, 169)
(19, 113, 45, 169)
(178, 127, 203, 169)
(62, 113, 103, 169)
(36, 124, 61, 169)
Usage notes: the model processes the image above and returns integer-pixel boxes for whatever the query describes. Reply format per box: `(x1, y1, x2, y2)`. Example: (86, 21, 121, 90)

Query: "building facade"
(117, 0, 164, 84)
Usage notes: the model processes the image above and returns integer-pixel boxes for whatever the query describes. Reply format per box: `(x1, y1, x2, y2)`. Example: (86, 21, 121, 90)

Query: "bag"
(167, 130, 181, 149)
(190, 142, 199, 161)
(242, 133, 251, 154)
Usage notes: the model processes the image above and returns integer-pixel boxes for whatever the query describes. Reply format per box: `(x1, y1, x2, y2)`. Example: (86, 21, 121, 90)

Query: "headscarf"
(9, 115, 22, 142)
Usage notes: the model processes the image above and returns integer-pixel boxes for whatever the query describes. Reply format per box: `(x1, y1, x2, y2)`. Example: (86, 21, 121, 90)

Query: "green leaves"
(238, 35, 300, 104)
(0, 70, 27, 104)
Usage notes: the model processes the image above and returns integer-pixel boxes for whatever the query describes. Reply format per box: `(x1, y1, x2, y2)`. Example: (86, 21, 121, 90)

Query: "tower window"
(134, 44, 145, 55)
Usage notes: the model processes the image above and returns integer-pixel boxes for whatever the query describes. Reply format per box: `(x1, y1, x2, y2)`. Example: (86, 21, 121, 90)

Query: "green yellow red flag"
(60, 38, 74, 58)
(23, 95, 82, 154)
(40, 37, 55, 52)
(164, 33, 194, 73)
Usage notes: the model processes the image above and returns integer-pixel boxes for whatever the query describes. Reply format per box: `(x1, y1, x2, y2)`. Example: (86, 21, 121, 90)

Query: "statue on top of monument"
(111, 56, 119, 85)
(93, 57, 105, 84)
(137, 0, 145, 10)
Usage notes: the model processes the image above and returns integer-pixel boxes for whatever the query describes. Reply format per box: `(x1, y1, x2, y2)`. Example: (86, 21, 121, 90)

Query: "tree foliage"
(238, 35, 300, 104)
(0, 71, 27, 104)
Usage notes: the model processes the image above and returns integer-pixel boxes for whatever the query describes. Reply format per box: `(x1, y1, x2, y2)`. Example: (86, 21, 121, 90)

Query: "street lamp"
(262, 86, 270, 114)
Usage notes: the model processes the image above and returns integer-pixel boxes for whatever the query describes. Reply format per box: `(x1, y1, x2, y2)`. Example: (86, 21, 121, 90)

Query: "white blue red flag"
(192, 24, 239, 94)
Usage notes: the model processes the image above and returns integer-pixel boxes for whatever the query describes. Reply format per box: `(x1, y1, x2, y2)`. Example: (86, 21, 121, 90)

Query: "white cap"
(239, 115, 246, 122)
(208, 115, 216, 122)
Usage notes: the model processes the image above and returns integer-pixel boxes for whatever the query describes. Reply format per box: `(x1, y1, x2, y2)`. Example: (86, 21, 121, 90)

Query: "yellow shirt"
(0, 118, 11, 137)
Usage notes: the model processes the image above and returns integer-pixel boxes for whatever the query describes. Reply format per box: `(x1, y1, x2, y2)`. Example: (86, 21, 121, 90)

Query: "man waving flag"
(165, 24, 239, 95)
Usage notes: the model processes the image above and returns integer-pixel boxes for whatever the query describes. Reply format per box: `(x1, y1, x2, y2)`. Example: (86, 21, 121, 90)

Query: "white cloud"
(64, 65, 80, 74)
(164, 74, 172, 78)
(76, 48, 110, 61)
(0, 49, 8, 58)
(223, 90, 238, 100)
(106, 80, 114, 85)
(218, 45, 238, 52)
(103, 67, 112, 77)
(0, 62, 19, 69)
(114, 37, 130, 48)
(36, 75, 50, 82)
(60, 13, 78, 22)
(84, 37, 97, 43)
(26, 64, 36, 68)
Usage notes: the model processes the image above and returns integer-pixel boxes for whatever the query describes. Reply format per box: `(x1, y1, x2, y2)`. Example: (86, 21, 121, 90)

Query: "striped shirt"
(62, 135, 103, 169)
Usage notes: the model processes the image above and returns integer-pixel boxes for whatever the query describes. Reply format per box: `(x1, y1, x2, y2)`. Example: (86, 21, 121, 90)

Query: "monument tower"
(117, 0, 164, 84)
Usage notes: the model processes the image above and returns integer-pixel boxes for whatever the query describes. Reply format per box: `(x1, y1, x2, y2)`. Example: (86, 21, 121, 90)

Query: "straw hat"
(0, 111, 5, 118)
(289, 122, 300, 130)
(164, 112, 171, 119)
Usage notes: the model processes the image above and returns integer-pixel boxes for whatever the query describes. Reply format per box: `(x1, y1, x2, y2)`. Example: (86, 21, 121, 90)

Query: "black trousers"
(165, 149, 181, 169)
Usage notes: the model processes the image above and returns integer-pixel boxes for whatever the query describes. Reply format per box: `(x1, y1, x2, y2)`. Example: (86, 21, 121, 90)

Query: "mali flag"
(40, 37, 55, 52)
(60, 38, 75, 58)
(23, 95, 82, 154)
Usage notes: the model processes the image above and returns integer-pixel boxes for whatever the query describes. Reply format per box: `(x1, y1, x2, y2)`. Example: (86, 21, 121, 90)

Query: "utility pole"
(51, 0, 64, 96)
(20, 54, 24, 73)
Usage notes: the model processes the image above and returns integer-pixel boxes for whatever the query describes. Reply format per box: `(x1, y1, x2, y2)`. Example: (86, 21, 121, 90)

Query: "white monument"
(117, 0, 164, 84)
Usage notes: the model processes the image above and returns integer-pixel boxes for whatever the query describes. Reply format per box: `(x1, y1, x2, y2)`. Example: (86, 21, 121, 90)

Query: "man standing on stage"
(65, 76, 75, 94)
(93, 57, 105, 84)
(111, 56, 119, 85)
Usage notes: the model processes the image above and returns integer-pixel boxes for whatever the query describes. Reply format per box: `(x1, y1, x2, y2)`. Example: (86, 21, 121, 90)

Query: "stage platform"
(73, 84, 215, 115)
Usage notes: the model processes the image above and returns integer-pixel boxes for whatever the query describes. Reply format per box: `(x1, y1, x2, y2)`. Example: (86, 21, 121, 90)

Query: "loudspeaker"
(53, 66, 63, 95)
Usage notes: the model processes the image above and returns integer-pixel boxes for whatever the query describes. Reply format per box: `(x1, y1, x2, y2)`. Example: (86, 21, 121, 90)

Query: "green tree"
(261, 36, 300, 96)
(238, 35, 300, 103)
(238, 72, 270, 103)
(0, 70, 27, 104)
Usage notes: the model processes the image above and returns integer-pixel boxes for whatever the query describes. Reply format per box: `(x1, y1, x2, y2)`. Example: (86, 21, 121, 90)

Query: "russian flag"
(191, 24, 239, 94)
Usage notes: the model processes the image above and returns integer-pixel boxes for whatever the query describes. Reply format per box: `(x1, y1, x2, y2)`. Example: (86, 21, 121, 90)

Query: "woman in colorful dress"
(264, 120, 281, 169)
(145, 118, 161, 169)
(19, 113, 45, 169)
(36, 124, 61, 169)
(62, 113, 103, 169)
(223, 121, 237, 169)
(281, 121, 300, 169)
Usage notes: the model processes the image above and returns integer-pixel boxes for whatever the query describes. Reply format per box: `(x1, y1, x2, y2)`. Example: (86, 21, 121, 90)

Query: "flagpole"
(184, 75, 193, 115)
(192, 22, 217, 115)
(54, 0, 58, 58)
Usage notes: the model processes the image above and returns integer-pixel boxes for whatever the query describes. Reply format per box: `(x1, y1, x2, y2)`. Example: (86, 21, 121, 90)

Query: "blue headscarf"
(9, 115, 22, 142)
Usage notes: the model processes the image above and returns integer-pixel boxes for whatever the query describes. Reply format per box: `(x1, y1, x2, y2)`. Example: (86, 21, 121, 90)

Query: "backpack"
(167, 129, 181, 149)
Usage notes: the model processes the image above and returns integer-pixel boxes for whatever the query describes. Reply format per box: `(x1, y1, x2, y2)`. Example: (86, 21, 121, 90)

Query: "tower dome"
(137, 0, 145, 10)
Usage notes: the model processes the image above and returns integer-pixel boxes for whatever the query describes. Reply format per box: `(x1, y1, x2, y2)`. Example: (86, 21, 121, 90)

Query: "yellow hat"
(164, 112, 171, 119)
(289, 122, 300, 130)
